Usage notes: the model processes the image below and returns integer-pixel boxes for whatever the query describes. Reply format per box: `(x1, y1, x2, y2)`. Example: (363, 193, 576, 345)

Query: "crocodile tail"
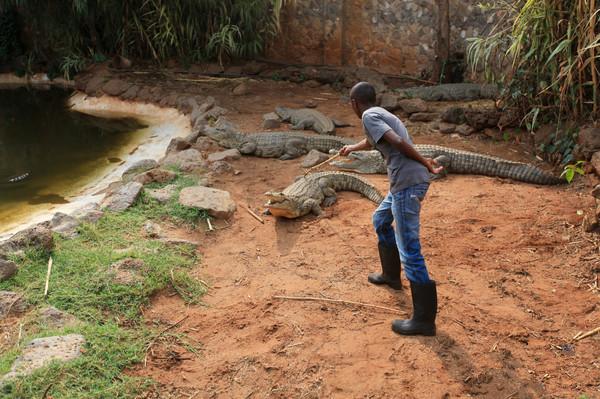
(325, 172, 385, 203)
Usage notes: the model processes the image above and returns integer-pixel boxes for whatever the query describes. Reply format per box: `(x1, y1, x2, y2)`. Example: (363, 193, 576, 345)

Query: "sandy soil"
(132, 80, 599, 399)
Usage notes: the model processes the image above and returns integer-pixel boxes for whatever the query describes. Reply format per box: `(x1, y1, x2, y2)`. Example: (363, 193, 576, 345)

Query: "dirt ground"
(133, 80, 600, 399)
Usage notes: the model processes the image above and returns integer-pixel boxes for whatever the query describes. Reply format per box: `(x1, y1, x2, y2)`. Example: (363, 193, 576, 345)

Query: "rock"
(232, 82, 250, 96)
(0, 260, 17, 282)
(37, 307, 79, 329)
(534, 124, 559, 148)
(398, 98, 428, 114)
(591, 152, 600, 176)
(109, 258, 145, 285)
(592, 184, 600, 199)
(1, 335, 85, 381)
(71, 203, 104, 224)
(304, 100, 317, 109)
(409, 112, 438, 122)
(464, 108, 500, 130)
(49, 213, 79, 237)
(2, 225, 54, 254)
(442, 106, 466, 124)
(101, 182, 143, 212)
(0, 291, 27, 319)
(262, 112, 281, 129)
(179, 186, 237, 219)
(166, 137, 192, 154)
(242, 61, 267, 75)
(122, 159, 158, 182)
(194, 137, 219, 152)
(161, 149, 206, 172)
(84, 76, 107, 95)
(456, 124, 475, 136)
(482, 128, 503, 141)
(438, 122, 456, 134)
(146, 184, 178, 204)
(380, 93, 401, 111)
(302, 149, 330, 168)
(133, 169, 177, 185)
(184, 129, 202, 144)
(208, 160, 235, 174)
(207, 149, 241, 163)
(142, 221, 162, 238)
(102, 79, 129, 96)
(578, 127, 600, 158)
(303, 79, 321, 88)
(121, 85, 139, 100)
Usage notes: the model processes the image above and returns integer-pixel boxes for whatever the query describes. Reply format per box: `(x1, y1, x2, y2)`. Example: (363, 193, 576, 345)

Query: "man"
(340, 82, 442, 336)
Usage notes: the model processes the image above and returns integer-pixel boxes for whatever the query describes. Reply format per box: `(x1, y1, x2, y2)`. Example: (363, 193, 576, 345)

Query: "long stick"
(44, 257, 53, 298)
(574, 326, 600, 341)
(245, 206, 265, 224)
(272, 295, 405, 315)
(304, 152, 341, 176)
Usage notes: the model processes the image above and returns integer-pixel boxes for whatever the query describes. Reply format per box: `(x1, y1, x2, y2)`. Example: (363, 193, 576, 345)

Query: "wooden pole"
(44, 257, 53, 298)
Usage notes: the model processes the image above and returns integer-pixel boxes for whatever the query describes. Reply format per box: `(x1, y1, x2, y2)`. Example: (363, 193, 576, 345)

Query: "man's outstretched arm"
(339, 138, 372, 156)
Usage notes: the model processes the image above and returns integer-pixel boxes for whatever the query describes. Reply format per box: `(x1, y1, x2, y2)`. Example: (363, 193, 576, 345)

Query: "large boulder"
(122, 159, 158, 182)
(578, 127, 600, 158)
(1, 334, 86, 382)
(398, 98, 428, 114)
(101, 182, 143, 212)
(0, 259, 17, 282)
(132, 168, 177, 185)
(1, 225, 54, 254)
(409, 112, 438, 122)
(442, 106, 466, 125)
(590, 152, 600, 176)
(179, 186, 237, 219)
(379, 93, 401, 111)
(161, 148, 206, 172)
(49, 212, 79, 238)
(0, 291, 28, 319)
(71, 203, 104, 224)
(166, 137, 192, 154)
(464, 108, 501, 130)
(302, 150, 330, 168)
(146, 184, 178, 204)
(263, 112, 281, 129)
(207, 149, 241, 163)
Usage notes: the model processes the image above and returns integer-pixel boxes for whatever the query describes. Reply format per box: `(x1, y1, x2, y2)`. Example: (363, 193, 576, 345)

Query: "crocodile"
(330, 145, 564, 185)
(265, 171, 384, 219)
(203, 123, 354, 160)
(275, 106, 336, 135)
(397, 83, 500, 102)
(0, 172, 30, 187)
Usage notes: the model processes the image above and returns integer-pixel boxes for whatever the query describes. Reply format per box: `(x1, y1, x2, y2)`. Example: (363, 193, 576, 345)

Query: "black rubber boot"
(391, 280, 437, 336)
(368, 243, 402, 290)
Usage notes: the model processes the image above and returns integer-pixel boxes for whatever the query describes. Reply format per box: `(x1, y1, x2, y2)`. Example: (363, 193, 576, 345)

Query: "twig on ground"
(304, 152, 341, 176)
(44, 257, 53, 298)
(272, 295, 405, 315)
(206, 218, 215, 232)
(41, 384, 53, 399)
(573, 326, 600, 341)
(144, 315, 190, 367)
(245, 206, 265, 224)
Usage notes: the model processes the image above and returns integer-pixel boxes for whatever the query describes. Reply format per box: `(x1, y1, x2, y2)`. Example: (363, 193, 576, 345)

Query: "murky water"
(0, 87, 145, 231)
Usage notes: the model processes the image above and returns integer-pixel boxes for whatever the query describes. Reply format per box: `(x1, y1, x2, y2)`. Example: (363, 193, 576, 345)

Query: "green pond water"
(0, 87, 144, 233)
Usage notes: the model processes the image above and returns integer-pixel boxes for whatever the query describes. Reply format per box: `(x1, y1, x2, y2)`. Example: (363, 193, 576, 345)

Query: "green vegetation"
(0, 0, 291, 75)
(0, 174, 207, 398)
(468, 1, 599, 163)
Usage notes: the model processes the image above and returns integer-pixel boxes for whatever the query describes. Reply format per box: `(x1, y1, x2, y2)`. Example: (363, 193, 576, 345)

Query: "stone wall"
(267, 0, 496, 79)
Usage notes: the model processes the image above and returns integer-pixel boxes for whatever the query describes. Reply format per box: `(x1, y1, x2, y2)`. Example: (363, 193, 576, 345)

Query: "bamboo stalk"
(44, 257, 53, 298)
(304, 152, 341, 177)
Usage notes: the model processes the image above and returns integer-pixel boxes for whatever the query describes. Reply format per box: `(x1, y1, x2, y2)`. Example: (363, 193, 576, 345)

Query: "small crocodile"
(0, 172, 30, 187)
(330, 145, 563, 185)
(203, 123, 353, 160)
(275, 107, 336, 135)
(265, 171, 384, 219)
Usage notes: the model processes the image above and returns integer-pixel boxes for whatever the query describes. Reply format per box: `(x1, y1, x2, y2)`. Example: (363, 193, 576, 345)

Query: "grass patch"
(0, 182, 208, 398)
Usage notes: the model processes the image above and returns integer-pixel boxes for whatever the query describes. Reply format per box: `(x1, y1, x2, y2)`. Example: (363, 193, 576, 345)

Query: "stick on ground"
(44, 257, 53, 298)
(245, 206, 265, 224)
(574, 326, 600, 341)
(272, 295, 406, 315)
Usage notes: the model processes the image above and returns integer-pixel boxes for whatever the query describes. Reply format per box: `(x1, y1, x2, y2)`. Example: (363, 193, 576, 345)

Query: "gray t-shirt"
(362, 106, 429, 193)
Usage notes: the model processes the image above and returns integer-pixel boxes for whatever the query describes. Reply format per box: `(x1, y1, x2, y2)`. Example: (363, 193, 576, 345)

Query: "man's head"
(350, 82, 377, 118)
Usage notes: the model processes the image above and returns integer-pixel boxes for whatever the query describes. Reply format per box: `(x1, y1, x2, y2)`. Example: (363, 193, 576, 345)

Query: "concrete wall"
(267, 0, 496, 79)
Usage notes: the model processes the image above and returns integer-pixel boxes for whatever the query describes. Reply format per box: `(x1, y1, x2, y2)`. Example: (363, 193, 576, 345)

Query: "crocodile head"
(274, 106, 292, 122)
(264, 191, 302, 219)
(203, 120, 242, 147)
(330, 151, 385, 174)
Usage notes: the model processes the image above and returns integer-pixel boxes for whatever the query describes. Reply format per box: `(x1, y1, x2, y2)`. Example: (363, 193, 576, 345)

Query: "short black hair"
(350, 82, 376, 105)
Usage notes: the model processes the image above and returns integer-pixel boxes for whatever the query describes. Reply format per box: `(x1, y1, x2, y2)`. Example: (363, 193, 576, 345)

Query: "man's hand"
(339, 138, 372, 156)
(425, 158, 444, 174)
(339, 145, 355, 156)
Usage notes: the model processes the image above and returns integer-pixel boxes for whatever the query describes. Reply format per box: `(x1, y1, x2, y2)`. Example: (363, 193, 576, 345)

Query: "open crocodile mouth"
(330, 153, 371, 170)
(264, 192, 301, 219)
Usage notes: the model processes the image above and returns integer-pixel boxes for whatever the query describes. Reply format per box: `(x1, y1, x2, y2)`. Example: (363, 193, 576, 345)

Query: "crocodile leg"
(291, 119, 313, 131)
(321, 186, 338, 207)
(280, 138, 308, 160)
(239, 141, 257, 155)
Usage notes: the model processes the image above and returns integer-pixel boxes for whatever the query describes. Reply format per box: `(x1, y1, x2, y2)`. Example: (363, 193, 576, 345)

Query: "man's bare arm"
(382, 130, 444, 174)
(339, 138, 372, 156)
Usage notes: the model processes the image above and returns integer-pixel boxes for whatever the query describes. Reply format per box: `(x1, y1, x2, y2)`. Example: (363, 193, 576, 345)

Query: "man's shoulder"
(363, 107, 401, 123)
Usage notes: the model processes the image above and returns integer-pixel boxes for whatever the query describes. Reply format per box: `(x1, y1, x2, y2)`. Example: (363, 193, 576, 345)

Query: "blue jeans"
(372, 183, 431, 284)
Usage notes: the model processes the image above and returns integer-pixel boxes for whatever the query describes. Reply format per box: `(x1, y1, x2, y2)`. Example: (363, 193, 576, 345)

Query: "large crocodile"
(275, 106, 336, 135)
(203, 123, 353, 160)
(330, 145, 564, 185)
(397, 83, 500, 102)
(265, 171, 384, 219)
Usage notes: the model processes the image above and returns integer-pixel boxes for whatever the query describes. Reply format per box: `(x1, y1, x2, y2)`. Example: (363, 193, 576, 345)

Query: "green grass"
(0, 179, 208, 398)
